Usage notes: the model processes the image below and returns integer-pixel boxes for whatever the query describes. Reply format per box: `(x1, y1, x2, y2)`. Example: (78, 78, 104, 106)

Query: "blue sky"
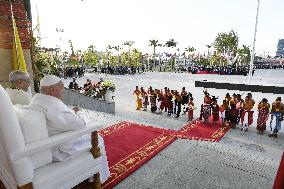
(31, 0, 284, 56)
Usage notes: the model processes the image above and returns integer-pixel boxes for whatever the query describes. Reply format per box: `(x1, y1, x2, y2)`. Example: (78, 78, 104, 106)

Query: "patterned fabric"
(212, 104, 219, 122)
(188, 110, 193, 120)
(201, 104, 211, 122)
(256, 108, 269, 132)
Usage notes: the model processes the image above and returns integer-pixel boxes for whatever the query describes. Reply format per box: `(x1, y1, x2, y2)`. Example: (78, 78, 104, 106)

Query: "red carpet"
(177, 117, 230, 142)
(99, 121, 176, 189)
(273, 152, 284, 189)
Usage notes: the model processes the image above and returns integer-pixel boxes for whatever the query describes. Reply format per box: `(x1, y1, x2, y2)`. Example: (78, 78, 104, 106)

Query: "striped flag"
(12, 18, 27, 72)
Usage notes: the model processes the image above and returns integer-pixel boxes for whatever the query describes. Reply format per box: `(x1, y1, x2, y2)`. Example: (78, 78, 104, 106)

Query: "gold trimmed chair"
(0, 85, 103, 189)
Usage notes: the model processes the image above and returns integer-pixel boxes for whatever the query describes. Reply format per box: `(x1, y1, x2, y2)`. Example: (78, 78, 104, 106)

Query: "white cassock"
(29, 93, 110, 183)
(6, 88, 32, 105)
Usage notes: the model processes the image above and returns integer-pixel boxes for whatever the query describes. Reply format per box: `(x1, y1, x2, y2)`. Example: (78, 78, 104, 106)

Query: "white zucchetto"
(40, 75, 62, 87)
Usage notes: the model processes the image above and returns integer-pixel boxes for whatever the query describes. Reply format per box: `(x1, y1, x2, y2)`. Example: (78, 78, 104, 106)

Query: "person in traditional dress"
(187, 97, 194, 121)
(211, 98, 219, 125)
(133, 86, 142, 110)
(156, 89, 164, 114)
(148, 86, 157, 113)
(223, 93, 231, 121)
(200, 89, 212, 123)
(181, 87, 189, 113)
(269, 97, 284, 138)
(167, 89, 173, 116)
(174, 91, 182, 118)
(225, 93, 231, 105)
(141, 87, 148, 111)
(219, 100, 227, 127)
(230, 93, 238, 107)
(162, 87, 169, 113)
(6, 70, 32, 105)
(241, 93, 255, 132)
(236, 94, 244, 123)
(256, 98, 270, 135)
(228, 104, 239, 129)
(29, 75, 110, 183)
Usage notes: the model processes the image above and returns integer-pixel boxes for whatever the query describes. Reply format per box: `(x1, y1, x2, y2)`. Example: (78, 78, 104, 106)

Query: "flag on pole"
(12, 18, 27, 72)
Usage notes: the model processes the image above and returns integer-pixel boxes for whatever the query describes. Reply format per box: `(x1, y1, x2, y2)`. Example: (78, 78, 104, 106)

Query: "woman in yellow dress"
(133, 86, 142, 110)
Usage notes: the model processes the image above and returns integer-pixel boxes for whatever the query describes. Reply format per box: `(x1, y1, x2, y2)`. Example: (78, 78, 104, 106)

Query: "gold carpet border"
(211, 125, 230, 140)
(99, 121, 130, 137)
(99, 121, 176, 137)
(177, 120, 230, 142)
(179, 120, 198, 133)
(102, 133, 175, 188)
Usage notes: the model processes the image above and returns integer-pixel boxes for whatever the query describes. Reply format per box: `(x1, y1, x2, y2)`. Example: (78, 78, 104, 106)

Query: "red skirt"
(241, 110, 254, 126)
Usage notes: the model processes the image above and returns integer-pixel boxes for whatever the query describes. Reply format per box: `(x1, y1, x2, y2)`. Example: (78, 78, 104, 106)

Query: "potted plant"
(100, 80, 115, 102)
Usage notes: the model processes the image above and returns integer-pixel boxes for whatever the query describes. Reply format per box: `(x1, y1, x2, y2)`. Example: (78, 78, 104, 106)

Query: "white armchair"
(0, 85, 104, 189)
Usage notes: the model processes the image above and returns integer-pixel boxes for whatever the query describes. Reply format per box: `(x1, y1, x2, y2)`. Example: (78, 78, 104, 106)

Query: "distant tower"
(276, 39, 284, 57)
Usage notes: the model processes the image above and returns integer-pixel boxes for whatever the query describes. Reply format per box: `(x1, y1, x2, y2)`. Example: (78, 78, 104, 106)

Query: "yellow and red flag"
(12, 18, 27, 72)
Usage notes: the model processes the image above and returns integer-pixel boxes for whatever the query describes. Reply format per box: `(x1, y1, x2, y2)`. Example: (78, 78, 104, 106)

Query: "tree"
(237, 45, 251, 65)
(83, 50, 99, 67)
(165, 39, 178, 70)
(213, 30, 238, 65)
(185, 46, 195, 66)
(130, 48, 142, 67)
(123, 41, 135, 66)
(68, 39, 75, 56)
(87, 45, 95, 53)
(32, 37, 61, 80)
(149, 39, 162, 70)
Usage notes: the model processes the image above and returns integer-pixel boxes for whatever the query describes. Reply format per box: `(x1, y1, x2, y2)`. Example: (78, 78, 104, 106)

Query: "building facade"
(276, 39, 284, 57)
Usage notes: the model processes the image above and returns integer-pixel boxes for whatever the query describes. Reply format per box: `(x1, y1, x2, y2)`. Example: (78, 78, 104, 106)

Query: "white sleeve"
(47, 106, 86, 132)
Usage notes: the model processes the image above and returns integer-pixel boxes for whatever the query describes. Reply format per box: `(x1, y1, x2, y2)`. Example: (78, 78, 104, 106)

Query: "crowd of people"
(61, 66, 86, 78)
(133, 86, 194, 119)
(133, 86, 284, 138)
(254, 64, 284, 69)
(98, 66, 145, 75)
(68, 78, 105, 99)
(187, 65, 253, 76)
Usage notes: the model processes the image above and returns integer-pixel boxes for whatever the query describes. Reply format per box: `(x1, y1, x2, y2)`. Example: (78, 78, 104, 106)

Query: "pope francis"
(29, 75, 110, 183)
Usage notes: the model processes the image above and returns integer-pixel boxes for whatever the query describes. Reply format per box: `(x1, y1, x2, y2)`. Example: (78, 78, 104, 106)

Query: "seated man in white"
(28, 74, 110, 183)
(6, 70, 32, 105)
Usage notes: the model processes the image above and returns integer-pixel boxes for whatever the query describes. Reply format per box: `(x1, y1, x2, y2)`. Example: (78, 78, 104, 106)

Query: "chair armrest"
(10, 122, 105, 161)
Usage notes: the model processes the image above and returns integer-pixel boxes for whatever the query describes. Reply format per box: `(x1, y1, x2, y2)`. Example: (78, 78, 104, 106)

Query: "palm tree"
(149, 39, 162, 70)
(88, 45, 95, 53)
(185, 46, 195, 66)
(68, 39, 75, 56)
(206, 45, 212, 65)
(164, 39, 178, 71)
(113, 45, 122, 67)
(123, 41, 135, 66)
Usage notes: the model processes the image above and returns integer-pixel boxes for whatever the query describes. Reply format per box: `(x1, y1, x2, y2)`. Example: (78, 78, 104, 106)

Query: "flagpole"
(248, 0, 260, 84)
